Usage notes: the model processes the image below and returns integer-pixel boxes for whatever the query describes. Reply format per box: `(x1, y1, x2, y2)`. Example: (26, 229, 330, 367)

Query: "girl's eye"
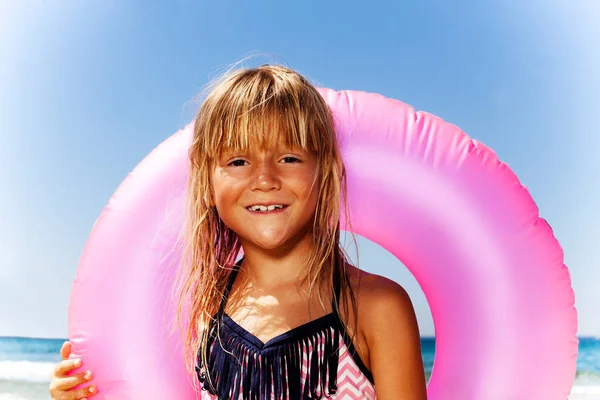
(282, 156, 301, 164)
(229, 159, 247, 167)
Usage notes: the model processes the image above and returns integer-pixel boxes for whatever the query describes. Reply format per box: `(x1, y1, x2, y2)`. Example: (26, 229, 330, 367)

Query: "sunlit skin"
(209, 140, 335, 351)
(211, 142, 320, 285)
(210, 141, 428, 399)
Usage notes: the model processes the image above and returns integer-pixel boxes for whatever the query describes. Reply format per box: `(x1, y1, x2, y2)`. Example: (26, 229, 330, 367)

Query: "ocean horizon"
(1, 336, 598, 399)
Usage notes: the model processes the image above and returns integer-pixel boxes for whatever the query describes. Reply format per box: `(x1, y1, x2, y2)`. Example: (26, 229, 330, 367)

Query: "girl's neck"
(238, 235, 315, 288)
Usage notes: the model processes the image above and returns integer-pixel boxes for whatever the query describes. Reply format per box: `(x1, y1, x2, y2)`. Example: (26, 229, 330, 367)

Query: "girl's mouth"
(246, 204, 288, 213)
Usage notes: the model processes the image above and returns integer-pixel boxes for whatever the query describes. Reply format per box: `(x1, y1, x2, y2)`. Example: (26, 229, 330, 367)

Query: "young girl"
(49, 65, 427, 399)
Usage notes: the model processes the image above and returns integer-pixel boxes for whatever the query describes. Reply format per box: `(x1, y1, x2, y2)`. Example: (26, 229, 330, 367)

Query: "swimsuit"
(196, 259, 376, 399)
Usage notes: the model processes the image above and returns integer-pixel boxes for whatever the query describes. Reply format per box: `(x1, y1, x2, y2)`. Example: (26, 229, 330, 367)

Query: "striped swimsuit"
(196, 261, 376, 399)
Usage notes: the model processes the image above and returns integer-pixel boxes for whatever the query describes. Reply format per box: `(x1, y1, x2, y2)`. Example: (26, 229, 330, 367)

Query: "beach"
(1, 336, 598, 399)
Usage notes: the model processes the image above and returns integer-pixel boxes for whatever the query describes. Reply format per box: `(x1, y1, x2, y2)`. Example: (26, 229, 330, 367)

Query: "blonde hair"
(175, 64, 358, 385)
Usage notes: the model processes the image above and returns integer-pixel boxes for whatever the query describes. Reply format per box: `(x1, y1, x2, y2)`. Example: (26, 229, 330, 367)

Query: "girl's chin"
(249, 238, 288, 251)
(238, 232, 293, 251)
(236, 225, 312, 251)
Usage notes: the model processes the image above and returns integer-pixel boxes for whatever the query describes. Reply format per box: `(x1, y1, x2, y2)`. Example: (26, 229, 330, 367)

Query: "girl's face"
(211, 141, 320, 252)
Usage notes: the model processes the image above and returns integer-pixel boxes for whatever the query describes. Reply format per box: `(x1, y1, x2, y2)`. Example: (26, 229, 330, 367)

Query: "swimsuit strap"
(332, 256, 342, 315)
(217, 258, 242, 315)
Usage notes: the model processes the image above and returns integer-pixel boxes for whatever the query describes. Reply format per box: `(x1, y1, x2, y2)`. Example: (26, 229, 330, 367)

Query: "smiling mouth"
(246, 204, 288, 213)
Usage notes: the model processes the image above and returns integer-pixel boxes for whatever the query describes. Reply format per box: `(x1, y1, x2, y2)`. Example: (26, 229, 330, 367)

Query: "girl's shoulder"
(345, 264, 413, 308)
(344, 264, 419, 339)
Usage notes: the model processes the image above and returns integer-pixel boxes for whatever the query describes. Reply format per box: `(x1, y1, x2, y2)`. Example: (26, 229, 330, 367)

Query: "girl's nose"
(251, 162, 281, 191)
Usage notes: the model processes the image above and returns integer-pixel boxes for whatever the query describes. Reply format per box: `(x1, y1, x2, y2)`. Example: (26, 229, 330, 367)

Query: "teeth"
(247, 205, 285, 212)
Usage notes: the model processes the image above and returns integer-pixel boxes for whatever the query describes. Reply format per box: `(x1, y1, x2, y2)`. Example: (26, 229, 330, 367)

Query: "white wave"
(0, 396, 31, 400)
(0, 360, 53, 382)
(569, 386, 600, 399)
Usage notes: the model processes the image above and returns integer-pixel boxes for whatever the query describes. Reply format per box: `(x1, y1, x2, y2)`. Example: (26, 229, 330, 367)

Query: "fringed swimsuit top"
(196, 261, 376, 400)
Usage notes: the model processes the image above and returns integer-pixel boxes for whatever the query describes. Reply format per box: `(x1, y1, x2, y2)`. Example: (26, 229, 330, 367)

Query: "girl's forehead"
(217, 127, 312, 154)
(218, 141, 308, 156)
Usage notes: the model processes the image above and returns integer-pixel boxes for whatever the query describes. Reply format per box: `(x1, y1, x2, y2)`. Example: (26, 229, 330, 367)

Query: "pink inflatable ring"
(68, 89, 578, 399)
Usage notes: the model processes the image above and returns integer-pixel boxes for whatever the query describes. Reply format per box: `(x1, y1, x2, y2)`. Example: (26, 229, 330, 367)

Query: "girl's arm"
(361, 277, 428, 399)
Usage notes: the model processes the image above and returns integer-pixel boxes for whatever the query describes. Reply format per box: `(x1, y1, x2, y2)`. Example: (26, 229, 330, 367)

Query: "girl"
(49, 65, 427, 399)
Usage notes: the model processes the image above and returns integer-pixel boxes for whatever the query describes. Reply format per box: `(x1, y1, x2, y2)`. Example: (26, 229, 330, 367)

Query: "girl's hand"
(49, 341, 97, 399)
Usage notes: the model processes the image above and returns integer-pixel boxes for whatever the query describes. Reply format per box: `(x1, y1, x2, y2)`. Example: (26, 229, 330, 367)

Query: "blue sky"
(1, 1, 598, 338)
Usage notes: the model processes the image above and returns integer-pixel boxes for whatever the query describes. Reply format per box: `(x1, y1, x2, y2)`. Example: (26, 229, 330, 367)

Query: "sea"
(0, 336, 598, 399)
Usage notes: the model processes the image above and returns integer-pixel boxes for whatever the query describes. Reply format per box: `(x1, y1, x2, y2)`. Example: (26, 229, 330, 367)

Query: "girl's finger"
(67, 383, 97, 399)
(53, 358, 83, 378)
(60, 341, 72, 361)
(53, 370, 94, 391)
